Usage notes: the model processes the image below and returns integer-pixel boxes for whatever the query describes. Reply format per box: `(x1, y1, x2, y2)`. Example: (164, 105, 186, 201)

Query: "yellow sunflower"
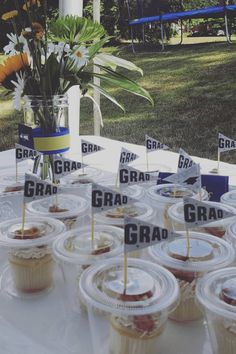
(23, 0, 41, 11)
(0, 53, 29, 84)
(1, 10, 18, 21)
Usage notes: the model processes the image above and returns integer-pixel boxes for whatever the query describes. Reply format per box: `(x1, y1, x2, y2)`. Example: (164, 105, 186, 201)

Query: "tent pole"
(179, 19, 183, 45)
(160, 19, 165, 51)
(224, 6, 232, 44)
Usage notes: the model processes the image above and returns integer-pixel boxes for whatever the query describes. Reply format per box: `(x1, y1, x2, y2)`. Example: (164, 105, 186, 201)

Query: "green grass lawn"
(1, 39, 236, 163)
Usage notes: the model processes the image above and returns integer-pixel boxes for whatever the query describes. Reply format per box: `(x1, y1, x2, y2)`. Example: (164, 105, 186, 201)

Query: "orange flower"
(0, 53, 29, 83)
(1, 10, 18, 21)
(23, 0, 41, 11)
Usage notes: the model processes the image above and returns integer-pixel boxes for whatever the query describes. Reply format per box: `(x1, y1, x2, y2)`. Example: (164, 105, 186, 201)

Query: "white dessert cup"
(148, 232, 235, 322)
(79, 258, 179, 354)
(168, 201, 236, 237)
(221, 190, 236, 209)
(196, 267, 236, 354)
(0, 216, 65, 297)
(52, 225, 124, 313)
(145, 184, 209, 228)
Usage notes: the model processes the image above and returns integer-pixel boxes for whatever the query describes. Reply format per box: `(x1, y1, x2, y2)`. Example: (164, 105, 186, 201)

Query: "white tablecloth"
(1, 135, 235, 354)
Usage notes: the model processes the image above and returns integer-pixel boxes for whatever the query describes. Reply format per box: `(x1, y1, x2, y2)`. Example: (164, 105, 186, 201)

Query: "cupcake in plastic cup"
(168, 201, 236, 238)
(79, 258, 179, 354)
(91, 202, 156, 229)
(196, 267, 236, 354)
(146, 184, 209, 228)
(53, 225, 124, 313)
(26, 194, 90, 229)
(0, 170, 25, 194)
(0, 216, 65, 296)
(221, 190, 236, 209)
(148, 232, 235, 322)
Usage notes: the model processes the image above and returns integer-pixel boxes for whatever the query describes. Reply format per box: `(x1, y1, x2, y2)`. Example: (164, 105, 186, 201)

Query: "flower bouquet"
(0, 0, 153, 180)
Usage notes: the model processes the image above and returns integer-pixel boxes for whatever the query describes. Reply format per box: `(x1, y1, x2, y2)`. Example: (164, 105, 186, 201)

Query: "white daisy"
(11, 72, 25, 111)
(47, 42, 71, 59)
(3, 33, 29, 56)
(69, 46, 89, 70)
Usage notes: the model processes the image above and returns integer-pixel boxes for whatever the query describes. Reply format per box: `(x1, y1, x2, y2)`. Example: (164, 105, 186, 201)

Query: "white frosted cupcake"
(79, 258, 179, 354)
(196, 267, 236, 354)
(26, 194, 90, 229)
(0, 217, 65, 295)
(148, 232, 235, 321)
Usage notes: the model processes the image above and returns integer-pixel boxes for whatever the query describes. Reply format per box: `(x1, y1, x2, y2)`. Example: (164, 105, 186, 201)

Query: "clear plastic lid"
(0, 216, 65, 248)
(148, 232, 235, 272)
(146, 184, 208, 205)
(168, 201, 236, 227)
(62, 166, 105, 186)
(196, 267, 236, 321)
(94, 202, 155, 227)
(53, 225, 124, 265)
(26, 194, 90, 220)
(226, 221, 236, 240)
(221, 190, 236, 208)
(79, 258, 179, 316)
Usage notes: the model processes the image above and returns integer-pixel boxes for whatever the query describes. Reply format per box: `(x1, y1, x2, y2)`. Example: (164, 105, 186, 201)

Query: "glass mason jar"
(22, 95, 69, 181)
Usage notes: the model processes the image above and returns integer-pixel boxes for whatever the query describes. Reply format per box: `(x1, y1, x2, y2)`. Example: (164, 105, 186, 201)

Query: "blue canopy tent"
(127, 3, 236, 51)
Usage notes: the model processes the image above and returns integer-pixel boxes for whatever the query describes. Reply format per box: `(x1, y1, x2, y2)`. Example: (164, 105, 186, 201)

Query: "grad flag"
(163, 164, 201, 193)
(124, 216, 178, 254)
(218, 133, 236, 153)
(15, 143, 41, 163)
(81, 139, 104, 156)
(24, 173, 58, 202)
(92, 183, 138, 213)
(52, 156, 87, 178)
(119, 164, 159, 186)
(177, 148, 196, 172)
(183, 197, 235, 228)
(145, 134, 169, 153)
(119, 147, 139, 165)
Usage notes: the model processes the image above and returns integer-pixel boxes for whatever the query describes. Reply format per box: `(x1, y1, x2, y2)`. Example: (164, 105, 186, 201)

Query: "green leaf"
(88, 82, 125, 112)
(94, 54, 143, 76)
(92, 65, 154, 106)
(88, 37, 111, 59)
(43, 53, 60, 95)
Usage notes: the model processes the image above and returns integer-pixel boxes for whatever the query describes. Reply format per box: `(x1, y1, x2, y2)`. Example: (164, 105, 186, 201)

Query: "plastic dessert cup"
(92, 202, 156, 229)
(145, 184, 209, 228)
(225, 221, 236, 249)
(148, 232, 235, 322)
(79, 258, 179, 354)
(196, 267, 236, 354)
(26, 194, 90, 230)
(0, 170, 25, 194)
(168, 201, 236, 237)
(53, 225, 124, 313)
(221, 190, 236, 209)
(0, 216, 65, 296)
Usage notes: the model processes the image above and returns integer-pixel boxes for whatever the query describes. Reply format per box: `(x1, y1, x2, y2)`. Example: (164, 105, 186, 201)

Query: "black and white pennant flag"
(164, 164, 201, 193)
(124, 216, 178, 254)
(81, 139, 104, 157)
(119, 164, 159, 186)
(119, 147, 139, 165)
(15, 143, 41, 163)
(177, 148, 196, 172)
(92, 183, 138, 213)
(145, 134, 169, 153)
(52, 156, 87, 178)
(183, 197, 235, 228)
(24, 173, 58, 202)
(218, 133, 236, 153)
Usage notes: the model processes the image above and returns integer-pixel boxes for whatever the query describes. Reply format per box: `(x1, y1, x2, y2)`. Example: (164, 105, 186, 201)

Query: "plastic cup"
(148, 231, 235, 322)
(52, 225, 124, 313)
(91, 201, 156, 229)
(0, 216, 65, 297)
(221, 190, 236, 209)
(226, 221, 236, 249)
(196, 267, 236, 354)
(145, 184, 209, 228)
(0, 170, 25, 194)
(26, 194, 90, 229)
(168, 201, 236, 237)
(79, 258, 179, 354)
